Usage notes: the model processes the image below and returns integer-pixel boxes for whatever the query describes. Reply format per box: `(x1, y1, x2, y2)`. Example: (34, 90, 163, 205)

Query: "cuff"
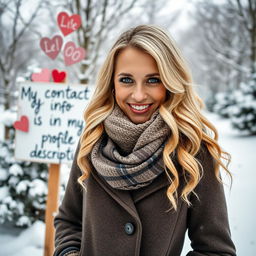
(58, 246, 80, 256)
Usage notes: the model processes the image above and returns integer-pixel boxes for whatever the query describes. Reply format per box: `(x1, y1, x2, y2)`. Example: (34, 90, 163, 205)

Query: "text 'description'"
(14, 81, 92, 164)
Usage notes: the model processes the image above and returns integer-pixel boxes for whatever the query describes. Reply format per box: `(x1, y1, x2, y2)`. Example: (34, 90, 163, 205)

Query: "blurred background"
(0, 0, 255, 255)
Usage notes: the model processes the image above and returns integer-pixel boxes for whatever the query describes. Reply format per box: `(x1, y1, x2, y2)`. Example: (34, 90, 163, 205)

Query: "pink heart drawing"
(57, 12, 82, 36)
(31, 68, 51, 82)
(63, 41, 86, 66)
(40, 35, 63, 60)
(14, 115, 29, 132)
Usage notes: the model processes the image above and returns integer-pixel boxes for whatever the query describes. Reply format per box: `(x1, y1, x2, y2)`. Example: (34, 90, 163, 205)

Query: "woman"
(54, 25, 236, 256)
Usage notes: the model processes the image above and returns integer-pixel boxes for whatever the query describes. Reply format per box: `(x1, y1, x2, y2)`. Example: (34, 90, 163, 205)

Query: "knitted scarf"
(90, 103, 171, 190)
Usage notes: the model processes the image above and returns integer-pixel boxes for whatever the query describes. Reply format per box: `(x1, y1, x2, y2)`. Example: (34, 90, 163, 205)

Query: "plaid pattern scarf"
(90, 103, 170, 190)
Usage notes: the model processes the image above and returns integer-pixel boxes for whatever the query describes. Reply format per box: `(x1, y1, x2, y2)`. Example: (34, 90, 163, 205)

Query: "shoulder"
(195, 141, 216, 171)
(193, 142, 221, 195)
(195, 141, 212, 159)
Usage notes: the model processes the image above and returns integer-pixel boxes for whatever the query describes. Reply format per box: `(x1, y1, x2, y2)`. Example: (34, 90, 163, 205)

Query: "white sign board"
(14, 81, 92, 164)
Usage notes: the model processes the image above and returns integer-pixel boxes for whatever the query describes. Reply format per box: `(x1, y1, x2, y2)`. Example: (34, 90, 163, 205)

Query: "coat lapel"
(90, 168, 139, 219)
(131, 171, 170, 204)
(90, 168, 171, 218)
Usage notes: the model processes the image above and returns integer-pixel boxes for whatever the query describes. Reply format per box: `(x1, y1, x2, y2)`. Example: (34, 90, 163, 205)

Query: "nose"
(131, 85, 147, 102)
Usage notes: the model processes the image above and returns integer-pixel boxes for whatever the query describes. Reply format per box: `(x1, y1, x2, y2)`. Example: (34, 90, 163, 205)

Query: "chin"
(130, 118, 148, 124)
(127, 112, 153, 124)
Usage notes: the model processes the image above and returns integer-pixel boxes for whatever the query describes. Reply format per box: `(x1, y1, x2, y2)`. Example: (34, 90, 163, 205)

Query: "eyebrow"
(117, 72, 160, 77)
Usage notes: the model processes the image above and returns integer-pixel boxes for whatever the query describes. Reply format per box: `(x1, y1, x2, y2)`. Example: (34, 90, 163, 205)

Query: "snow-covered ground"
(0, 111, 255, 256)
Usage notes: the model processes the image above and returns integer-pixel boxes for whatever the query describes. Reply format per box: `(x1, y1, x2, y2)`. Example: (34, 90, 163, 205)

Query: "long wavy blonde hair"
(77, 24, 232, 210)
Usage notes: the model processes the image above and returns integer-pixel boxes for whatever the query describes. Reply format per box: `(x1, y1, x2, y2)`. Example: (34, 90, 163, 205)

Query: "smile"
(128, 103, 152, 113)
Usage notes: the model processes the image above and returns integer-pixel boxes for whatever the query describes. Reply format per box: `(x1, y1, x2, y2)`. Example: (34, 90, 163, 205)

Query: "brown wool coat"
(53, 143, 236, 256)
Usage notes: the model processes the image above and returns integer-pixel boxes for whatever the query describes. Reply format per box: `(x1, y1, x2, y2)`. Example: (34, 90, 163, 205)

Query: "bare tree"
(232, 0, 256, 74)
(0, 0, 48, 110)
(60, 0, 182, 86)
(58, 0, 138, 85)
(188, 0, 251, 93)
(137, 0, 180, 27)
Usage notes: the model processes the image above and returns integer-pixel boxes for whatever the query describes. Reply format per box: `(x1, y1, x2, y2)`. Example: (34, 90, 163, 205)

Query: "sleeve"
(53, 142, 83, 256)
(186, 144, 236, 256)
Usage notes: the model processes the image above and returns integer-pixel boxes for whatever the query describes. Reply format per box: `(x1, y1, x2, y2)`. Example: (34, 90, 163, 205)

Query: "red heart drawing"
(63, 41, 86, 66)
(31, 68, 51, 82)
(40, 35, 63, 60)
(14, 116, 29, 132)
(57, 12, 82, 36)
(52, 69, 66, 83)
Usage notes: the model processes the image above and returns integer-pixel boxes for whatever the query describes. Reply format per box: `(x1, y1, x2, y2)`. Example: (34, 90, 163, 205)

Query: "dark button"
(124, 222, 135, 235)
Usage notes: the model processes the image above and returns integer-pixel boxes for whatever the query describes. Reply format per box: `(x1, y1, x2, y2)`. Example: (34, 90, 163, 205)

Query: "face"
(113, 47, 166, 124)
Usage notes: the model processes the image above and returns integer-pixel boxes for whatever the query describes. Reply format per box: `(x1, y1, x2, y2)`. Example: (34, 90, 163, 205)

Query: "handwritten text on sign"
(14, 82, 92, 164)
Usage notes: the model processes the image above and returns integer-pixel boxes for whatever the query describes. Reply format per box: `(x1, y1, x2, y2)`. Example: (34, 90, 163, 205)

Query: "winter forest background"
(0, 0, 255, 255)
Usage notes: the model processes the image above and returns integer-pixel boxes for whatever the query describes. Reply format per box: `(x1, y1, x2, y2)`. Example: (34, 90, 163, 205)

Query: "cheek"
(115, 93, 122, 105)
(114, 85, 128, 104)
(154, 87, 167, 103)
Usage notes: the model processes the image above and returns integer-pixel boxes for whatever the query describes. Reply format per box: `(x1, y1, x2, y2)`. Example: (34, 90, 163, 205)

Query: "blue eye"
(118, 77, 161, 84)
(148, 77, 161, 83)
(119, 77, 133, 83)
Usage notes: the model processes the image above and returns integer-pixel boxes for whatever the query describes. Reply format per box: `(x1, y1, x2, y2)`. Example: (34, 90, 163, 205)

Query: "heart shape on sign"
(63, 41, 86, 66)
(31, 68, 51, 82)
(40, 35, 63, 60)
(57, 12, 82, 36)
(52, 69, 66, 83)
(14, 116, 29, 132)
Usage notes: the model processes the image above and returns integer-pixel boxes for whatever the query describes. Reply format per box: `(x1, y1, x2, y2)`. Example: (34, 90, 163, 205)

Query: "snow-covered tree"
(228, 74, 256, 134)
(0, 126, 49, 227)
(212, 73, 256, 134)
(212, 91, 235, 118)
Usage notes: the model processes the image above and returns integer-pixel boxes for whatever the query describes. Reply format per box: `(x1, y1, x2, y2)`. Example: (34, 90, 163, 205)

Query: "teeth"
(130, 104, 150, 110)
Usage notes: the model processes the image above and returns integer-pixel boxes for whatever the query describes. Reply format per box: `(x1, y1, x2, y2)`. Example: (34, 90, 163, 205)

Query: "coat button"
(124, 222, 135, 235)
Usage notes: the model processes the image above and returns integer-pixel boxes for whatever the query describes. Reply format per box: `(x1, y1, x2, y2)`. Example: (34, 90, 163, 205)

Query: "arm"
(186, 144, 236, 256)
(53, 142, 83, 256)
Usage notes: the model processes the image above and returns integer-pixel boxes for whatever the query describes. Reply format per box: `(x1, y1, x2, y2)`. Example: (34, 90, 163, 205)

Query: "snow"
(0, 111, 255, 256)
(0, 146, 9, 159)
(29, 179, 48, 197)
(16, 180, 30, 193)
(0, 186, 9, 200)
(0, 221, 45, 256)
(9, 164, 24, 176)
(16, 216, 31, 227)
(0, 109, 17, 127)
(0, 168, 8, 181)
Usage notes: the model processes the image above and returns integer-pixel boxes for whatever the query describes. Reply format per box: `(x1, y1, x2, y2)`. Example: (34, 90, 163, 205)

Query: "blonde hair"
(77, 24, 232, 210)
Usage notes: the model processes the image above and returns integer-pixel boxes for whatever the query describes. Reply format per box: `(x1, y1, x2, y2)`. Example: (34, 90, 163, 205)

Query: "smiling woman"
(53, 25, 236, 256)
(114, 47, 166, 124)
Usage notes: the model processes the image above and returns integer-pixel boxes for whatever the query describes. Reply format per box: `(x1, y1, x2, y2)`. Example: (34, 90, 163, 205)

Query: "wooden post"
(44, 163, 60, 256)
(43, 75, 67, 256)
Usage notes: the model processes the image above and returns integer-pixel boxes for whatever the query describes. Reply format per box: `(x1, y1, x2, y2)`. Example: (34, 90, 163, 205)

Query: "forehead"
(114, 47, 159, 74)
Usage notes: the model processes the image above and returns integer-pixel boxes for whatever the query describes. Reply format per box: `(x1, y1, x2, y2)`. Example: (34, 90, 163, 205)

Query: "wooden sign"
(14, 81, 92, 164)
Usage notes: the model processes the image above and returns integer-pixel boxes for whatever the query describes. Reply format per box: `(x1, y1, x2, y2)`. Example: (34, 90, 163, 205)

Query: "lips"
(128, 103, 153, 114)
